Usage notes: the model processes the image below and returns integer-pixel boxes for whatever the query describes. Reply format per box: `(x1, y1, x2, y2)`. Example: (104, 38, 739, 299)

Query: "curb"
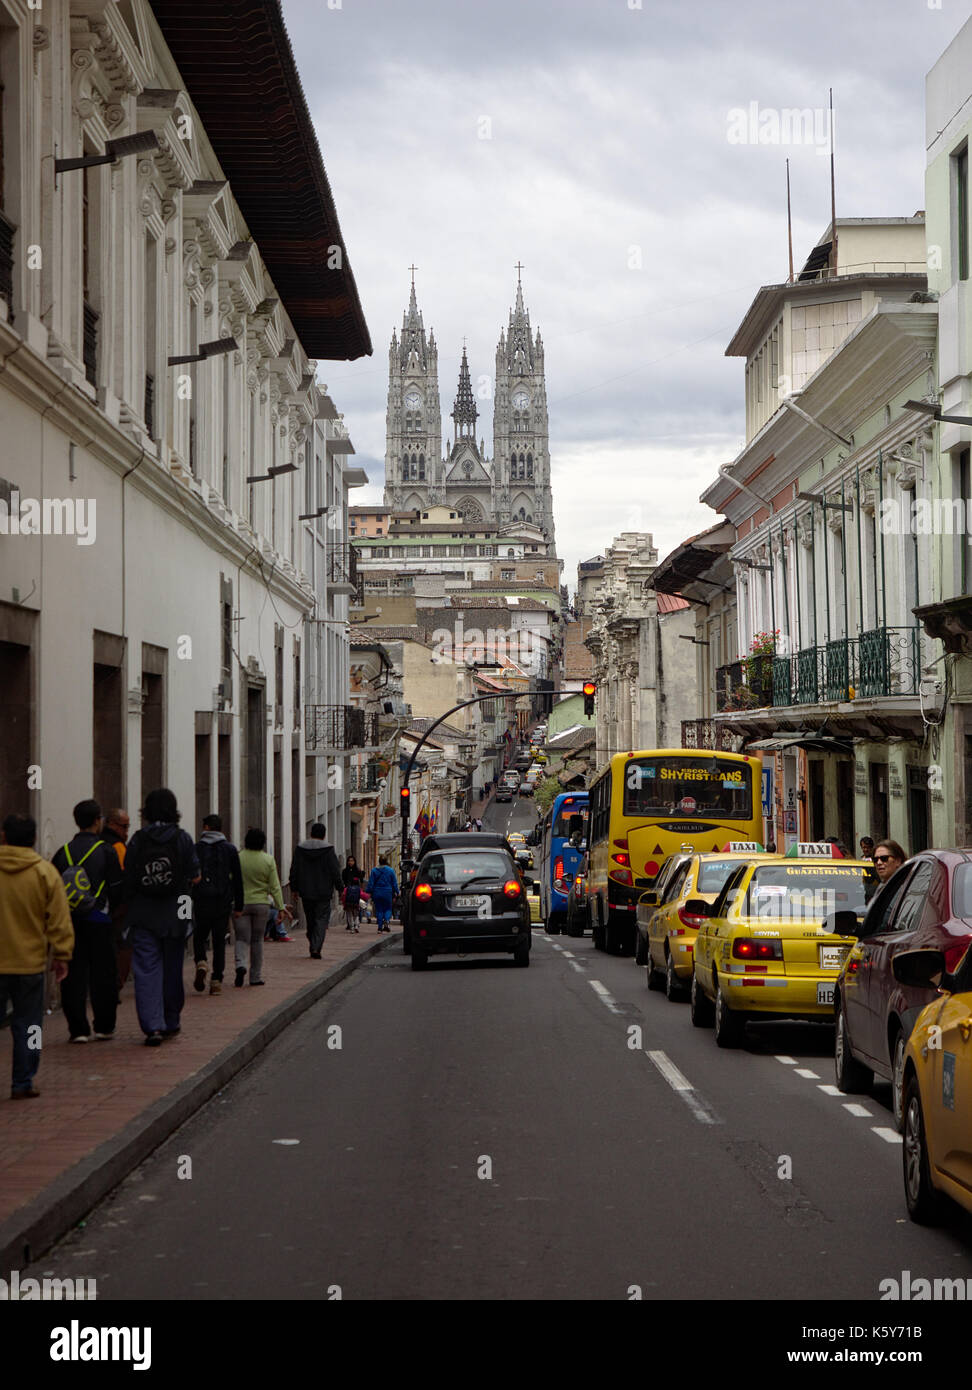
(0, 932, 399, 1272)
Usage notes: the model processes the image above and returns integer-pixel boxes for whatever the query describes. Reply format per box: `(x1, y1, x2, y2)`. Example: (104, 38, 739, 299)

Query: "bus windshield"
(622, 756, 753, 821)
(552, 804, 589, 840)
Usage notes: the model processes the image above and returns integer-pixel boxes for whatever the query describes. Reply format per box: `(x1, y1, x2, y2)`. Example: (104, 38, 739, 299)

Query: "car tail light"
(677, 907, 707, 929)
(609, 868, 634, 886)
(613, 837, 629, 850)
(415, 883, 432, 899)
(944, 938, 971, 972)
(611, 851, 630, 867)
(555, 857, 564, 880)
(732, 938, 783, 961)
(503, 880, 522, 898)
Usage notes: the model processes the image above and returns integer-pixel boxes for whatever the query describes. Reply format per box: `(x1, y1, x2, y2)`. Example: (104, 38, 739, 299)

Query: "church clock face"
(404, 390, 422, 409)
(511, 390, 530, 409)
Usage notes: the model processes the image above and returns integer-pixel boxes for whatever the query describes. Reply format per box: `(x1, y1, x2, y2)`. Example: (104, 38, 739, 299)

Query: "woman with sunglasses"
(865, 839, 907, 901)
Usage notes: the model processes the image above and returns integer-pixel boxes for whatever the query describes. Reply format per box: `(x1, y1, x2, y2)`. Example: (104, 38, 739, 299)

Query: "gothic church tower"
(385, 275, 441, 512)
(493, 273, 555, 548)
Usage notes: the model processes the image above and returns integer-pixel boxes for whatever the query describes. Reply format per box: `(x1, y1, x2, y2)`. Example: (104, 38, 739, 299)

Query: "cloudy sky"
(282, 0, 972, 588)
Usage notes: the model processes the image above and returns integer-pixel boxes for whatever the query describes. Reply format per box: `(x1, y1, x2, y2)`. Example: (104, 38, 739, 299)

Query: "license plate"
(452, 894, 490, 912)
(819, 945, 846, 970)
(817, 981, 835, 1006)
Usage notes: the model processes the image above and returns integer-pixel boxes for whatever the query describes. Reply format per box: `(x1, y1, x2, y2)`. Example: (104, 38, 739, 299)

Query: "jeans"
(132, 930, 185, 1035)
(193, 902, 230, 981)
(235, 905, 268, 983)
(61, 919, 118, 1038)
(0, 973, 45, 1092)
(301, 898, 332, 954)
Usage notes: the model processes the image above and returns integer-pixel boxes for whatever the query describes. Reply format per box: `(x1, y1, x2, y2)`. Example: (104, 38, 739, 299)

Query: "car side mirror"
(892, 948, 947, 991)
(683, 897, 713, 917)
(639, 890, 659, 907)
(825, 910, 860, 938)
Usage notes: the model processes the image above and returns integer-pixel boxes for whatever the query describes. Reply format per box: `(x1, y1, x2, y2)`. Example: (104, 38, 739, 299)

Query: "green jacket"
(238, 849, 285, 910)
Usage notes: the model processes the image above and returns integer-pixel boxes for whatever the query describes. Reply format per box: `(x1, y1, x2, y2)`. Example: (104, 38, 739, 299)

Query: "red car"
(834, 849, 972, 1129)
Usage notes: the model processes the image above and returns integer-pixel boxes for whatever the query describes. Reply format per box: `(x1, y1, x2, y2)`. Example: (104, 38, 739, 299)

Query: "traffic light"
(583, 680, 596, 718)
(400, 786, 411, 821)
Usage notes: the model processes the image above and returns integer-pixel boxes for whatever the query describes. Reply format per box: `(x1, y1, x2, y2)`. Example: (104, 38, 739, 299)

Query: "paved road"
(34, 890, 972, 1300)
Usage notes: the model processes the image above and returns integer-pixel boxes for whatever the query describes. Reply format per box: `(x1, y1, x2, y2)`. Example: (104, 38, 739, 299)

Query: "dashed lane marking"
(569, 960, 584, 972)
(645, 1050, 721, 1125)
(843, 1103, 873, 1118)
(774, 1056, 798, 1065)
(587, 979, 623, 1014)
(872, 1127, 903, 1145)
(816, 1084, 842, 1096)
(794, 1068, 820, 1079)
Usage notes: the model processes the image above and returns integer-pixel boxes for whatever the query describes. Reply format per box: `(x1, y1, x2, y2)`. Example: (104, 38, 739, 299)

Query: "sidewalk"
(0, 919, 398, 1270)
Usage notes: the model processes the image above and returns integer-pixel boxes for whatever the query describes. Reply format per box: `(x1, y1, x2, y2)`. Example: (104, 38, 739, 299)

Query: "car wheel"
(402, 925, 412, 955)
(546, 915, 561, 937)
(634, 930, 648, 966)
(714, 979, 745, 1048)
(903, 1074, 944, 1224)
(646, 946, 664, 991)
(410, 949, 428, 971)
(891, 1028, 906, 1132)
(690, 971, 713, 1028)
(665, 950, 687, 1001)
(834, 997, 872, 1094)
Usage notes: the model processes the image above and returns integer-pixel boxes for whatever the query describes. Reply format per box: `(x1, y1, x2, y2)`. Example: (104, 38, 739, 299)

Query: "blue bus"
(538, 791, 589, 935)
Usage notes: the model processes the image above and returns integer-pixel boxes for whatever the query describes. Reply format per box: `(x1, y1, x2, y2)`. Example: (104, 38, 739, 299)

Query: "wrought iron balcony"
(823, 637, 854, 701)
(328, 544, 362, 602)
(0, 210, 15, 320)
(857, 626, 923, 697)
(795, 646, 820, 704)
(771, 655, 792, 707)
(144, 372, 155, 438)
(83, 301, 99, 386)
(304, 703, 379, 751)
(347, 764, 381, 793)
(680, 719, 742, 752)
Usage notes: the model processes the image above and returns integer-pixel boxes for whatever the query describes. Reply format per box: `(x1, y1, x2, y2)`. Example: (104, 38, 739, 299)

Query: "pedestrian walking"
(236, 828, 291, 986)
(191, 814, 244, 996)
(342, 854, 364, 932)
(102, 808, 133, 989)
(51, 799, 124, 1042)
(366, 855, 399, 933)
(122, 788, 200, 1047)
(289, 823, 342, 958)
(0, 814, 74, 1098)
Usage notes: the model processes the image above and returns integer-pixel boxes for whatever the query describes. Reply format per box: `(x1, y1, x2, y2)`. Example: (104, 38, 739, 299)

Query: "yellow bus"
(586, 748, 762, 955)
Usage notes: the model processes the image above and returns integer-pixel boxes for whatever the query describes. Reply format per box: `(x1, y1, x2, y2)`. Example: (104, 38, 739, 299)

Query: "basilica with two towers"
(383, 273, 556, 550)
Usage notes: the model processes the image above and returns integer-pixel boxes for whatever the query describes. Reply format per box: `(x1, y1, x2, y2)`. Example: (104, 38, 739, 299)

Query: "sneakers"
(160, 1027, 181, 1038)
(235, 967, 246, 988)
(11, 1085, 40, 1099)
(69, 1034, 88, 1044)
(144, 1032, 164, 1047)
(193, 963, 207, 992)
(209, 980, 222, 995)
(309, 951, 322, 960)
(277, 935, 293, 943)
(92, 1031, 114, 1041)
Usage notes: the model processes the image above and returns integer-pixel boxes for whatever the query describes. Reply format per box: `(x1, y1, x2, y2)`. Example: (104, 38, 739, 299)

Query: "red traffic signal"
(583, 680, 596, 717)
(400, 787, 411, 819)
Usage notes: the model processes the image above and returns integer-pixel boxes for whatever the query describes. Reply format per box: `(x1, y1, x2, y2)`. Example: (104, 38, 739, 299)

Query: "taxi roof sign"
(722, 841, 764, 852)
(785, 841, 843, 858)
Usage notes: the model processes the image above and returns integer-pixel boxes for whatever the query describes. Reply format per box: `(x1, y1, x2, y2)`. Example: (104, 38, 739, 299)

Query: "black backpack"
(194, 840, 232, 904)
(130, 830, 183, 898)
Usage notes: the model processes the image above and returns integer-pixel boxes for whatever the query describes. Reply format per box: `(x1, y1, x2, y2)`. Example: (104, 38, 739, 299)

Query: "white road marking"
(272, 1139, 301, 1145)
(817, 1084, 842, 1096)
(794, 1068, 820, 1079)
(872, 1127, 903, 1145)
(843, 1103, 872, 1118)
(569, 960, 584, 972)
(587, 979, 623, 1013)
(589, 980, 611, 995)
(645, 1050, 721, 1125)
(561, 951, 575, 958)
(775, 1056, 798, 1065)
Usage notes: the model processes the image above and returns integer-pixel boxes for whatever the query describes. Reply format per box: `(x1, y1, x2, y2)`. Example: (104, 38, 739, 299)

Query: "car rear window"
(420, 854, 511, 887)
(744, 865, 866, 920)
(697, 859, 741, 894)
(952, 863, 972, 920)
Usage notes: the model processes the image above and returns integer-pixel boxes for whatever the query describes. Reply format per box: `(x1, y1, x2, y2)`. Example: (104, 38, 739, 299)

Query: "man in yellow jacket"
(0, 813, 74, 1098)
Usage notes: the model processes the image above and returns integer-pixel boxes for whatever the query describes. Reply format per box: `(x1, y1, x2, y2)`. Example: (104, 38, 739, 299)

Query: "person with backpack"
(191, 814, 244, 995)
(366, 855, 399, 933)
(0, 814, 74, 1097)
(288, 822, 342, 959)
(236, 828, 291, 986)
(51, 799, 125, 1042)
(102, 808, 133, 989)
(122, 788, 200, 1047)
(342, 854, 364, 932)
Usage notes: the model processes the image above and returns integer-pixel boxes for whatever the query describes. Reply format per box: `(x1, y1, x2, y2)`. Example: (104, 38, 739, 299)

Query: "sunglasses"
(872, 855, 894, 863)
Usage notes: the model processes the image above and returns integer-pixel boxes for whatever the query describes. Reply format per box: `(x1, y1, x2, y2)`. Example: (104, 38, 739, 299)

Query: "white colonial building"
(0, 0, 371, 867)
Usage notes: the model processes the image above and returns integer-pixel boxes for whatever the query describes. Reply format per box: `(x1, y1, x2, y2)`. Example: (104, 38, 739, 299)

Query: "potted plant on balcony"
(745, 630, 778, 705)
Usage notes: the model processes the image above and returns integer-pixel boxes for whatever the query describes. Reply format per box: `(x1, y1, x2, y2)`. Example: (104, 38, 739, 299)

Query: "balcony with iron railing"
(680, 720, 743, 752)
(327, 544, 363, 603)
(716, 626, 929, 713)
(304, 703, 379, 751)
(83, 301, 99, 386)
(347, 764, 381, 793)
(0, 210, 15, 320)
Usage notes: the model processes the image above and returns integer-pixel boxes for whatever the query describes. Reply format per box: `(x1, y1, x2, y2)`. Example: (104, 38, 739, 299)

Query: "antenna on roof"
(786, 158, 794, 285)
(829, 88, 837, 277)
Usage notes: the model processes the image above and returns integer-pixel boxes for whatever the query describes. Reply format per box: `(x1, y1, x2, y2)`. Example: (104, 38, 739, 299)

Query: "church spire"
(506, 267, 533, 372)
(452, 346, 478, 438)
(400, 269, 428, 369)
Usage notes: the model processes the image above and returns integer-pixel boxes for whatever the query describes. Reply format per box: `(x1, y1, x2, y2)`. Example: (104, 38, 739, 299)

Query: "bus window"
(623, 756, 753, 822)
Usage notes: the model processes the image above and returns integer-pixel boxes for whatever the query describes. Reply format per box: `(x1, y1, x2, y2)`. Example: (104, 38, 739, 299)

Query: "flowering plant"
(745, 629, 780, 698)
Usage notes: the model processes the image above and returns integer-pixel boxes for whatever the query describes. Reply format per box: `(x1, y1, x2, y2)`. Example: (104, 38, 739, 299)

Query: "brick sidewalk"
(0, 919, 398, 1268)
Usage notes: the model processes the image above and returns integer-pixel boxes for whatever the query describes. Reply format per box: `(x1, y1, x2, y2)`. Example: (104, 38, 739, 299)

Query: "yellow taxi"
(529, 885, 543, 924)
(894, 945, 972, 1223)
(640, 844, 767, 1001)
(690, 843, 870, 1047)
